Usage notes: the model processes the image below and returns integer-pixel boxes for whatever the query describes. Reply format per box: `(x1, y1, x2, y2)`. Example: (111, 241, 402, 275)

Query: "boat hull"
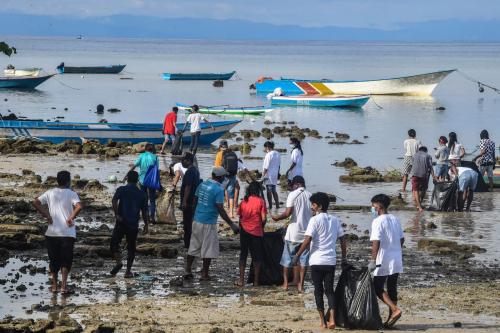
(0, 120, 240, 145)
(3, 68, 42, 77)
(0, 74, 54, 89)
(57, 65, 126, 74)
(271, 94, 370, 108)
(163, 71, 235, 80)
(257, 70, 455, 96)
(176, 103, 270, 115)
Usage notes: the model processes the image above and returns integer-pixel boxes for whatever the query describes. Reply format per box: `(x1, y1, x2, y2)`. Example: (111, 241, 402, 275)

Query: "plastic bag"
(157, 191, 176, 224)
(430, 180, 458, 211)
(143, 163, 161, 190)
(334, 266, 383, 330)
(171, 131, 184, 156)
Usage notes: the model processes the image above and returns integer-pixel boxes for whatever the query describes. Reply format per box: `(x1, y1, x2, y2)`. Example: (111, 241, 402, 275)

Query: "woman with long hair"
(235, 181, 267, 287)
(286, 137, 304, 185)
(448, 132, 465, 161)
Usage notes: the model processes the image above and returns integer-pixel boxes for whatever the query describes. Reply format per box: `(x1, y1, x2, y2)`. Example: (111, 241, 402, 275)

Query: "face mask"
(371, 207, 378, 219)
(290, 144, 295, 149)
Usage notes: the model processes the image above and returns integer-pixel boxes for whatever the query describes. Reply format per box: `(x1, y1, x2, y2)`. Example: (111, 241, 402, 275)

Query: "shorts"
(265, 184, 277, 193)
(401, 156, 413, 175)
(479, 164, 494, 178)
(411, 176, 428, 192)
(224, 175, 237, 198)
(280, 240, 309, 267)
(434, 164, 448, 178)
(239, 228, 264, 263)
(46, 236, 75, 274)
(187, 221, 219, 259)
(164, 133, 174, 141)
(458, 170, 478, 192)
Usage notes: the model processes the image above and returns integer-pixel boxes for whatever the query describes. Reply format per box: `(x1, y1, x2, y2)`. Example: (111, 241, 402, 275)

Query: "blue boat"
(162, 71, 236, 81)
(0, 120, 240, 145)
(271, 94, 370, 108)
(0, 74, 54, 89)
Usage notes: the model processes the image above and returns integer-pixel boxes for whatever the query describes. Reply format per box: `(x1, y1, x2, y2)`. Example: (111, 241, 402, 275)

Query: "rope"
(232, 72, 242, 81)
(51, 74, 81, 90)
(456, 70, 500, 94)
(370, 95, 384, 109)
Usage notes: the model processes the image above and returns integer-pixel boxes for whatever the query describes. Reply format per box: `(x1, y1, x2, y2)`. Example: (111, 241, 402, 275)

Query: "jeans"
(110, 222, 139, 270)
(140, 185, 157, 220)
(190, 131, 201, 155)
(311, 265, 336, 311)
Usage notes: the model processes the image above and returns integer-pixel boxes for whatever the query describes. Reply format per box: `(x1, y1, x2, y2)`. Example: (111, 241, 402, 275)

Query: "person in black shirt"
(110, 171, 149, 278)
(180, 152, 200, 249)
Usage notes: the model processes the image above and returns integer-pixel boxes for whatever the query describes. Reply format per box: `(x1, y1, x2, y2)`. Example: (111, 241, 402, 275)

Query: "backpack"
(223, 151, 238, 176)
(143, 160, 161, 190)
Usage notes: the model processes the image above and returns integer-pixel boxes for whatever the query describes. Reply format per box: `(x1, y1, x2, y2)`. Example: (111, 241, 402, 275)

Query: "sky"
(2, 0, 500, 29)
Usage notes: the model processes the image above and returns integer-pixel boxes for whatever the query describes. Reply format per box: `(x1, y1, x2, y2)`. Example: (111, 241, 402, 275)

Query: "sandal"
(387, 311, 402, 328)
(110, 263, 123, 276)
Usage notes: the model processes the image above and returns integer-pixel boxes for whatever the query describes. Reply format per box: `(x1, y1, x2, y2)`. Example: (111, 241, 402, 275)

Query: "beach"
(0, 38, 499, 332)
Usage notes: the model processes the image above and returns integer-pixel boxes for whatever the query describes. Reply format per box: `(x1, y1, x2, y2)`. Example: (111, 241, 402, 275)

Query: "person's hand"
(180, 202, 187, 211)
(367, 260, 377, 272)
(46, 215, 53, 225)
(66, 217, 75, 227)
(291, 254, 300, 266)
(230, 222, 240, 235)
(271, 215, 278, 222)
(143, 224, 149, 235)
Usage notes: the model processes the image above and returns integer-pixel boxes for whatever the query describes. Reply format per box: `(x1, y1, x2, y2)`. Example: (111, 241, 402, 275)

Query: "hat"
(212, 166, 228, 177)
(219, 140, 228, 147)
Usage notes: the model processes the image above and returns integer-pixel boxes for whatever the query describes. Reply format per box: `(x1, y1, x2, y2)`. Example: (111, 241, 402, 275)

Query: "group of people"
(401, 128, 495, 212)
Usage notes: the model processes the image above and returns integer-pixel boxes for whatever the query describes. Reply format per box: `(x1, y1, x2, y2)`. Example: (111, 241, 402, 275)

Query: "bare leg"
(266, 188, 273, 210)
(160, 138, 168, 154)
(465, 190, 473, 212)
(272, 189, 280, 209)
(201, 258, 212, 279)
(50, 272, 58, 292)
(402, 175, 408, 192)
(236, 261, 245, 287)
(291, 265, 300, 286)
(60, 267, 69, 292)
(282, 267, 289, 290)
(253, 263, 261, 287)
(412, 190, 423, 212)
(185, 255, 195, 275)
(326, 308, 336, 329)
(229, 198, 235, 219)
(379, 291, 402, 324)
(234, 183, 240, 210)
(317, 310, 326, 328)
(298, 266, 307, 293)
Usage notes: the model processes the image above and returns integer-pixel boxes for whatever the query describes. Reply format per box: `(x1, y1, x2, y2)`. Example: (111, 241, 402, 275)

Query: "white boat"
(256, 70, 456, 96)
(3, 68, 42, 77)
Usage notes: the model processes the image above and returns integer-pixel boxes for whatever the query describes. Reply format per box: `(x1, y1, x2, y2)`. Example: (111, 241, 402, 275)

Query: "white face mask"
(371, 206, 378, 219)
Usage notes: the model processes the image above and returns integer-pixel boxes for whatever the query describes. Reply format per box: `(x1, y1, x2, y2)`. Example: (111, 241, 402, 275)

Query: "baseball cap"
(219, 140, 228, 147)
(212, 166, 228, 177)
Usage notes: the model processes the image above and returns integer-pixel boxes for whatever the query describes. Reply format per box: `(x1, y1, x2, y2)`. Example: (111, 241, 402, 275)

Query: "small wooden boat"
(271, 94, 370, 108)
(0, 74, 54, 89)
(4, 68, 42, 77)
(176, 103, 272, 115)
(0, 119, 240, 145)
(257, 70, 455, 96)
(162, 71, 235, 81)
(56, 63, 126, 74)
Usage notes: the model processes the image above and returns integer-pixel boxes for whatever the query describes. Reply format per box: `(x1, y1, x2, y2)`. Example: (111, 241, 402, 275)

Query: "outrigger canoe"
(3, 68, 42, 77)
(0, 120, 240, 145)
(256, 70, 455, 96)
(176, 103, 272, 115)
(162, 71, 235, 81)
(56, 63, 126, 74)
(271, 94, 370, 108)
(0, 74, 54, 89)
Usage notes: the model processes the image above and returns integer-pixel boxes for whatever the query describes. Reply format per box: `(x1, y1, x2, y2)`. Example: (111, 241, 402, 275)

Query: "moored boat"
(176, 103, 271, 115)
(0, 119, 240, 145)
(271, 94, 370, 108)
(0, 74, 54, 89)
(162, 71, 236, 81)
(56, 63, 126, 74)
(3, 68, 42, 77)
(257, 70, 455, 96)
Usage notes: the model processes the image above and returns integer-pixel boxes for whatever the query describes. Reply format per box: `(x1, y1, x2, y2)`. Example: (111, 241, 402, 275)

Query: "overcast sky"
(2, 0, 500, 29)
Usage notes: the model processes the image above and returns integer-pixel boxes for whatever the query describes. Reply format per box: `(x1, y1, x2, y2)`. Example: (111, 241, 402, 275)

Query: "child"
(368, 194, 404, 328)
(434, 136, 450, 181)
(235, 181, 267, 287)
(294, 192, 347, 329)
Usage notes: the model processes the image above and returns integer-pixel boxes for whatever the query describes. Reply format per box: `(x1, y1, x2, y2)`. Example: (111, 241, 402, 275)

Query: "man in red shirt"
(160, 107, 178, 155)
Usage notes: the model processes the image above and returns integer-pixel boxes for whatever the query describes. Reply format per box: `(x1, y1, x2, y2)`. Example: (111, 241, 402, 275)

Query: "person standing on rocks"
(262, 141, 281, 210)
(411, 146, 436, 212)
(293, 192, 347, 329)
(272, 176, 311, 292)
(180, 152, 200, 249)
(110, 170, 149, 278)
(368, 194, 404, 329)
(160, 106, 178, 155)
(401, 129, 421, 192)
(285, 137, 304, 187)
(125, 143, 159, 224)
(185, 167, 239, 281)
(473, 129, 496, 191)
(33, 170, 82, 294)
(182, 105, 214, 155)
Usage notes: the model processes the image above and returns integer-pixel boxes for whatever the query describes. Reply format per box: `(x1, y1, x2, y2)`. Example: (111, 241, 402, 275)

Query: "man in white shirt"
(272, 176, 311, 292)
(182, 104, 214, 155)
(33, 171, 82, 294)
(368, 194, 404, 328)
(262, 141, 281, 209)
(401, 129, 421, 192)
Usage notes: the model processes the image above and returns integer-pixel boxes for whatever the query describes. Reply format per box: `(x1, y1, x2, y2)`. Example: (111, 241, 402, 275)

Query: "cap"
(219, 140, 228, 147)
(212, 166, 228, 177)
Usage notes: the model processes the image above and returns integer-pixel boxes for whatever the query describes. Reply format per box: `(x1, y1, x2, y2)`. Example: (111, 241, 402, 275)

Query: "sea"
(0, 37, 499, 316)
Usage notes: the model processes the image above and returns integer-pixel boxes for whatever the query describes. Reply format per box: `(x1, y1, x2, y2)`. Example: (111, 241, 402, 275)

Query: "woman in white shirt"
(294, 192, 347, 329)
(286, 137, 304, 187)
(368, 194, 404, 328)
(448, 131, 465, 160)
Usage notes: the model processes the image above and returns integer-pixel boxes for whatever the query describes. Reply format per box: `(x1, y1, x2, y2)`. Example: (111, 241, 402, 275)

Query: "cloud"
(2, 0, 500, 28)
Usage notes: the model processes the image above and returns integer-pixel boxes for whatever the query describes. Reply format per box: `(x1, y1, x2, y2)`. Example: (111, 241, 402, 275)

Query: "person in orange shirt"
(214, 140, 228, 167)
(160, 107, 178, 155)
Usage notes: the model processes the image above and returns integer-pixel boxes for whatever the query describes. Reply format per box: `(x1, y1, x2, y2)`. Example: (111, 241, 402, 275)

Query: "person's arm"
(203, 116, 215, 130)
(294, 236, 312, 258)
(172, 171, 182, 188)
(271, 206, 293, 221)
(181, 184, 191, 210)
(112, 197, 123, 223)
(428, 156, 436, 179)
(371, 240, 380, 261)
(141, 207, 149, 234)
(286, 162, 296, 177)
(66, 202, 82, 227)
(260, 205, 267, 227)
(33, 198, 52, 224)
(473, 147, 486, 162)
(216, 203, 239, 233)
(459, 146, 466, 159)
(400, 237, 405, 246)
(181, 115, 190, 132)
(123, 162, 138, 182)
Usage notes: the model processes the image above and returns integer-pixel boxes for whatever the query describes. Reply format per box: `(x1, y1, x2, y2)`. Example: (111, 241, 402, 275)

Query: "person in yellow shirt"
(214, 140, 228, 167)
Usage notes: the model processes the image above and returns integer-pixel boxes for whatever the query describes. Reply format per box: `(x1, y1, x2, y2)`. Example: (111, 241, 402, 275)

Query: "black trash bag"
(248, 228, 287, 285)
(461, 160, 488, 192)
(334, 266, 383, 330)
(171, 131, 184, 155)
(430, 180, 458, 211)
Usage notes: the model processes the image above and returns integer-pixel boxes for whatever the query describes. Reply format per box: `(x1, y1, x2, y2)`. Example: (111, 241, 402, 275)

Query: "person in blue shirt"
(184, 167, 239, 281)
(110, 170, 149, 278)
(124, 143, 159, 224)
